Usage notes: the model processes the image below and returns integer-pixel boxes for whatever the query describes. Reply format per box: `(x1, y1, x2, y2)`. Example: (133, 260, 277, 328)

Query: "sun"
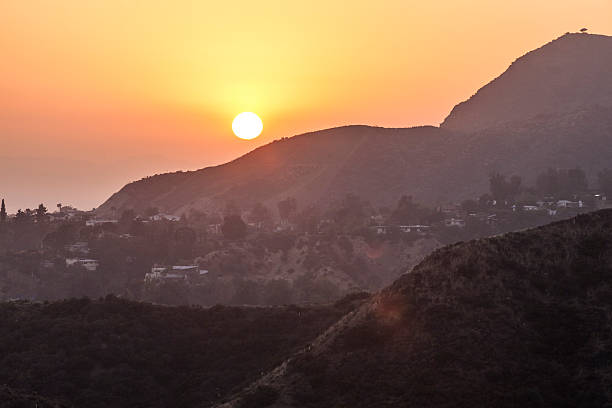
(232, 112, 263, 140)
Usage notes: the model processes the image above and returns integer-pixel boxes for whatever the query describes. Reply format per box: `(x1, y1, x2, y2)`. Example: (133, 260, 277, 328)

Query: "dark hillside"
(0, 386, 67, 408)
(222, 210, 612, 407)
(0, 295, 367, 408)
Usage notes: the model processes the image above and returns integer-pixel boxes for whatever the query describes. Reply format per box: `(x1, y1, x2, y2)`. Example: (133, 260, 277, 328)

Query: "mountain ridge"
(97, 33, 612, 217)
(441, 32, 612, 132)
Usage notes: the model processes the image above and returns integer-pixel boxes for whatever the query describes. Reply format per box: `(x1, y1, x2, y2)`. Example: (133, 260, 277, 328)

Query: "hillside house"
(398, 225, 431, 233)
(374, 225, 389, 234)
(66, 258, 99, 271)
(86, 219, 118, 226)
(445, 218, 466, 228)
(144, 265, 208, 283)
(151, 214, 180, 222)
(374, 225, 431, 234)
(557, 200, 583, 208)
(594, 195, 612, 210)
(207, 224, 222, 234)
(486, 214, 498, 225)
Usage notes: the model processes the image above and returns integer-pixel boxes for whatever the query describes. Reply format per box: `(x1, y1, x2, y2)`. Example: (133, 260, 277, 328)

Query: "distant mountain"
(442, 33, 612, 132)
(98, 33, 612, 216)
(220, 210, 612, 407)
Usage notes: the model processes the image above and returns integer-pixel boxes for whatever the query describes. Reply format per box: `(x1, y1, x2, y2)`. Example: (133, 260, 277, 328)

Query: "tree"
(0, 199, 6, 222)
(15, 209, 28, 223)
(249, 203, 272, 227)
(509, 175, 522, 197)
(489, 173, 521, 203)
(36, 204, 48, 222)
(536, 168, 559, 196)
(43, 223, 79, 250)
(461, 199, 479, 213)
(489, 173, 508, 202)
(222, 215, 247, 240)
(563, 168, 587, 194)
(537, 168, 587, 197)
(119, 209, 135, 225)
(389, 195, 430, 225)
(295, 205, 321, 234)
(174, 226, 197, 259)
(329, 194, 370, 232)
(277, 197, 297, 222)
(144, 207, 159, 218)
(598, 169, 612, 198)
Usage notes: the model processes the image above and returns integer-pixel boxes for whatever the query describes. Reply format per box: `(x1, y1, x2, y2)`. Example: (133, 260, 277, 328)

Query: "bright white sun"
(232, 112, 263, 140)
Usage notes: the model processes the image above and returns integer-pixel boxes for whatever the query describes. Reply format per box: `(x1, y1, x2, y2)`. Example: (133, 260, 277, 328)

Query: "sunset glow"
(0, 0, 611, 211)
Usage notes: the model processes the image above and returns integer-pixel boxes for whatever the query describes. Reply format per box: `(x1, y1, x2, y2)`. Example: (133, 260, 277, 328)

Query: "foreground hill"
(98, 33, 612, 216)
(0, 386, 67, 408)
(221, 210, 612, 407)
(0, 295, 367, 408)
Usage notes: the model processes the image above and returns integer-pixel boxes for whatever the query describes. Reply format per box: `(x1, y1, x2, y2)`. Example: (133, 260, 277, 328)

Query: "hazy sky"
(1, 0, 611, 212)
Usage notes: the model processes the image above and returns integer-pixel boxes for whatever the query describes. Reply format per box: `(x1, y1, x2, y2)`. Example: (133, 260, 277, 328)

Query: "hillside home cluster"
(373, 225, 432, 235)
(144, 265, 209, 284)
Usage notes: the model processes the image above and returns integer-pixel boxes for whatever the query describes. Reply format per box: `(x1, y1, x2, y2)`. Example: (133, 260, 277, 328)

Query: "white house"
(373, 225, 431, 234)
(444, 218, 466, 228)
(86, 219, 118, 226)
(556, 200, 583, 208)
(374, 225, 389, 234)
(398, 225, 431, 233)
(151, 214, 181, 222)
(66, 258, 99, 271)
(144, 265, 207, 283)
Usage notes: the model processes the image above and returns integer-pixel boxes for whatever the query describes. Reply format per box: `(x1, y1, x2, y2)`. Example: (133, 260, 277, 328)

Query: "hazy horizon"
(1, 0, 611, 212)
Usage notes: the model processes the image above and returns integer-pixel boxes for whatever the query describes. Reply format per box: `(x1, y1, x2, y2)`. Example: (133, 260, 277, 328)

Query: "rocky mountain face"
(97, 33, 612, 217)
(220, 209, 612, 408)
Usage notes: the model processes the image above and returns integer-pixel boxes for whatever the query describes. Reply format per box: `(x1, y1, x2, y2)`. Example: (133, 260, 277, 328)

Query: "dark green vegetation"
(0, 294, 368, 408)
(225, 210, 612, 407)
(0, 385, 67, 408)
(98, 33, 612, 216)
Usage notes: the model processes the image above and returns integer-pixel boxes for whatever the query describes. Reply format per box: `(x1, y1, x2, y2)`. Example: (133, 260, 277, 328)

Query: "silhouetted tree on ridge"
(0, 199, 6, 222)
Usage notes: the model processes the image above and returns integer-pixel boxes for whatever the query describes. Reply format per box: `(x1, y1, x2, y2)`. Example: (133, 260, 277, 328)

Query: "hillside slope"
(441, 33, 612, 132)
(221, 210, 612, 408)
(0, 296, 366, 408)
(97, 33, 612, 216)
(0, 386, 67, 408)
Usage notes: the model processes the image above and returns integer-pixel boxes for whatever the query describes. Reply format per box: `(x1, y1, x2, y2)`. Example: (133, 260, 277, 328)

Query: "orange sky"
(1, 0, 611, 212)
